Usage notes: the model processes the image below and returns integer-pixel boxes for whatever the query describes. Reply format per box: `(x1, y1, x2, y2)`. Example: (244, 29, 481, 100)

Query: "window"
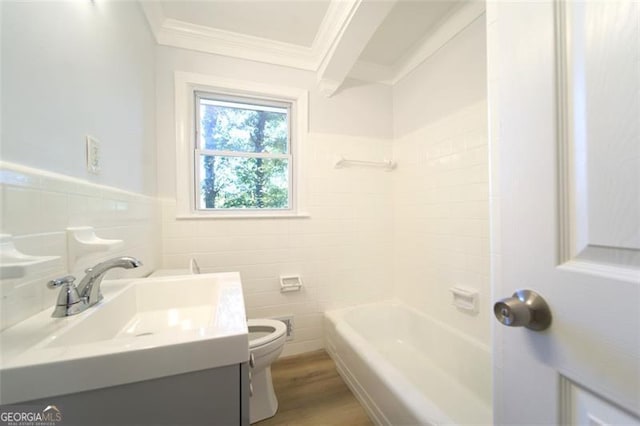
(195, 93, 292, 211)
(174, 72, 307, 218)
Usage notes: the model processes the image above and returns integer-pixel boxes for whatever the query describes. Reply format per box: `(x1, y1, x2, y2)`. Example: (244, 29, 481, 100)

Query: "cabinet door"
(26, 365, 243, 425)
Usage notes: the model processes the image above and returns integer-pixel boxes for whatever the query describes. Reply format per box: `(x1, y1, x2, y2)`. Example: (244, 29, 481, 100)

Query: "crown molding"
(139, 0, 483, 95)
(312, 0, 361, 69)
(141, 0, 359, 72)
(159, 18, 317, 69)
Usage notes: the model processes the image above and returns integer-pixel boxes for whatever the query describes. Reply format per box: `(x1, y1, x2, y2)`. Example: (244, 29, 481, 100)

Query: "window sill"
(175, 212, 311, 220)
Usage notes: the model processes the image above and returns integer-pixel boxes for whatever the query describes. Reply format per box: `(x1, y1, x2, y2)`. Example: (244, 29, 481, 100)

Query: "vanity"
(0, 273, 250, 425)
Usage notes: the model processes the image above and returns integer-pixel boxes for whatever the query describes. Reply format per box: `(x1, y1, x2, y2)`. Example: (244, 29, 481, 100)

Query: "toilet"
(248, 318, 287, 423)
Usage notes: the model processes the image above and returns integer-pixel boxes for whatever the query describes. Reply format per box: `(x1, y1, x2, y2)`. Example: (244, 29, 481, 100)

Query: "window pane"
(198, 98, 288, 154)
(199, 155, 289, 209)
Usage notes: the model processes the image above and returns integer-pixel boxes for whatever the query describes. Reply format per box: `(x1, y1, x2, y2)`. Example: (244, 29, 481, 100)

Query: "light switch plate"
(86, 135, 101, 174)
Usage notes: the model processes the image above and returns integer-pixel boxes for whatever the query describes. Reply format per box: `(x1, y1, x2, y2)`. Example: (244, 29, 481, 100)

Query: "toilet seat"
(248, 319, 287, 349)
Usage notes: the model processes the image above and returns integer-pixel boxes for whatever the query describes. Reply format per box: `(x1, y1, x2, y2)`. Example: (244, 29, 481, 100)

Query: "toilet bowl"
(248, 319, 287, 424)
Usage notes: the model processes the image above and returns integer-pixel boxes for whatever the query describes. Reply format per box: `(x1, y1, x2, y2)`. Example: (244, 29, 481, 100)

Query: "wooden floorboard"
(255, 350, 373, 426)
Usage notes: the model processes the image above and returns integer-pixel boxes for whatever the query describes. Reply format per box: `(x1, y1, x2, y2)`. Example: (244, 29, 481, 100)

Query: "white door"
(489, 1, 640, 424)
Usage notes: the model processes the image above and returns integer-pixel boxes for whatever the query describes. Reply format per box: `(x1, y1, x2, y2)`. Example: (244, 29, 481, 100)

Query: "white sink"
(0, 272, 248, 404)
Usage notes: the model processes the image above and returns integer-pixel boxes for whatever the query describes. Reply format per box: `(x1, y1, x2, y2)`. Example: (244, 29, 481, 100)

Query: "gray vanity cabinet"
(23, 362, 250, 425)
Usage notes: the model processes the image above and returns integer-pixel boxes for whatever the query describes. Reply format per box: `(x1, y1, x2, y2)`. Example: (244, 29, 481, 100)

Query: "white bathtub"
(325, 302, 492, 425)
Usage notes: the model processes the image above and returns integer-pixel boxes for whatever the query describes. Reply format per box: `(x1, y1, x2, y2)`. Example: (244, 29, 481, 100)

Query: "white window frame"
(174, 72, 308, 219)
(194, 93, 293, 212)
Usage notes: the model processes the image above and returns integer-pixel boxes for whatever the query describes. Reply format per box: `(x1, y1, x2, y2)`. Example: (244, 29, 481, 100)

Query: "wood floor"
(255, 350, 373, 426)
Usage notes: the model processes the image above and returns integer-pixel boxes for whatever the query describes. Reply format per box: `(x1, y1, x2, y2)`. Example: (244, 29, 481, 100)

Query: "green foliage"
(199, 101, 289, 209)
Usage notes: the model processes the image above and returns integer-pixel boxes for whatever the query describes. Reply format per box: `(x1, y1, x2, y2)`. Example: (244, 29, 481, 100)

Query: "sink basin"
(0, 272, 248, 404)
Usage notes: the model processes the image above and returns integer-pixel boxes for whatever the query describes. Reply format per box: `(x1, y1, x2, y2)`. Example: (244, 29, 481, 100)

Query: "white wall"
(1, 1, 156, 195)
(393, 16, 488, 138)
(0, 1, 160, 330)
(156, 47, 395, 355)
(392, 17, 491, 345)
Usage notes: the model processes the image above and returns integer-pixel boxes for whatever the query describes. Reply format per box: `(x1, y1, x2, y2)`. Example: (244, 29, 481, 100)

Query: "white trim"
(316, 0, 396, 97)
(176, 213, 310, 220)
(174, 72, 308, 219)
(317, 78, 342, 98)
(0, 161, 155, 200)
(196, 150, 290, 160)
(559, 260, 640, 284)
(159, 18, 317, 70)
(312, 0, 362, 70)
(142, 0, 484, 91)
(316, 0, 363, 76)
(555, 1, 639, 273)
(347, 60, 395, 85)
(141, 0, 358, 73)
(556, 0, 572, 265)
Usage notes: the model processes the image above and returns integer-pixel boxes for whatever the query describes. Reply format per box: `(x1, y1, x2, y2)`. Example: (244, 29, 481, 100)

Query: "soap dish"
(0, 234, 61, 279)
(450, 285, 479, 314)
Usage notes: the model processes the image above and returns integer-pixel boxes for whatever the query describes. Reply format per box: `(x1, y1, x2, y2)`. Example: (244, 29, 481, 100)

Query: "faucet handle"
(47, 275, 77, 289)
(47, 275, 87, 317)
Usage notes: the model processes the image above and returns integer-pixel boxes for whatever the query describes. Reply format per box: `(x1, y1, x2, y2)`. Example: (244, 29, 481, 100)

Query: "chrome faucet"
(47, 256, 143, 317)
(77, 256, 142, 306)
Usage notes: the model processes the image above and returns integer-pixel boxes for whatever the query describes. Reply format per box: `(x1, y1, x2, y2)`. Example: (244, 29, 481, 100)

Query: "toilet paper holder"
(280, 275, 302, 293)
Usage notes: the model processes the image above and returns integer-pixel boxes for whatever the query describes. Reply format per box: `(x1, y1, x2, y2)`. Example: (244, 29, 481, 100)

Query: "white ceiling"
(360, 1, 462, 67)
(159, 0, 331, 47)
(142, 0, 484, 93)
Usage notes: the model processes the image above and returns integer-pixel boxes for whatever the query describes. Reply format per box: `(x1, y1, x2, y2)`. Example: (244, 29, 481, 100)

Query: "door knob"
(494, 290, 552, 331)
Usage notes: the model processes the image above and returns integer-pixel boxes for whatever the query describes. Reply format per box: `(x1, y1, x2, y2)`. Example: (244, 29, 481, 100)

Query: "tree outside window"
(196, 94, 292, 210)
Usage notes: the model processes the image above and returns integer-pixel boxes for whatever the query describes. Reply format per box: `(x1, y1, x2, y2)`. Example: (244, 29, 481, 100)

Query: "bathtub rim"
(325, 299, 491, 355)
(326, 316, 453, 425)
(324, 299, 493, 425)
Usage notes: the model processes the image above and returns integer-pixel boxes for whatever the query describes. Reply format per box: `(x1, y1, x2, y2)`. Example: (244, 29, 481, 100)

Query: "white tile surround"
(393, 101, 490, 345)
(390, 15, 490, 347)
(161, 133, 394, 356)
(157, 16, 490, 356)
(160, 106, 490, 356)
(0, 163, 161, 331)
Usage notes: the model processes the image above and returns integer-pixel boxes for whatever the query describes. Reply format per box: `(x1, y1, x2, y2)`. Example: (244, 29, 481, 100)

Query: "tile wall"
(0, 162, 161, 331)
(161, 133, 394, 356)
(393, 100, 491, 345)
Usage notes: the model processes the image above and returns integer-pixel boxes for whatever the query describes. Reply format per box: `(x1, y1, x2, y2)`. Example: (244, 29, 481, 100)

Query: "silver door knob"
(494, 289, 552, 331)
